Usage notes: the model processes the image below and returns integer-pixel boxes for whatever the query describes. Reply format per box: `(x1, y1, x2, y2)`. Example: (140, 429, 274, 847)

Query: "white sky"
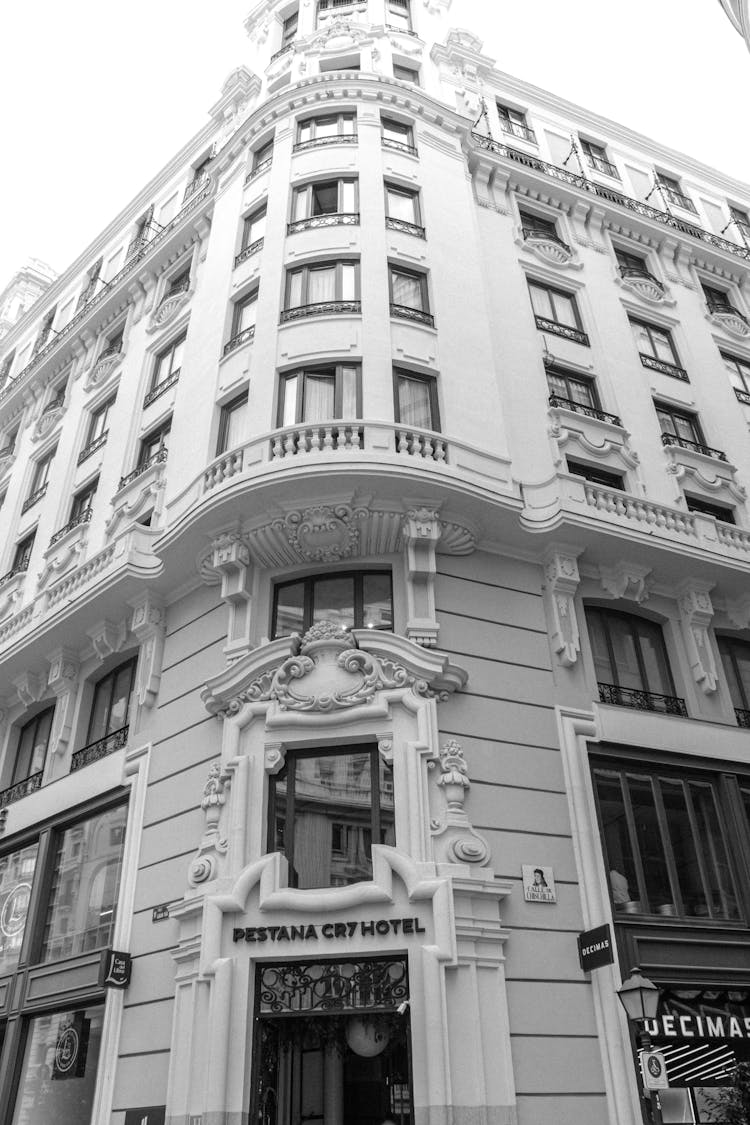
(1, 0, 748, 282)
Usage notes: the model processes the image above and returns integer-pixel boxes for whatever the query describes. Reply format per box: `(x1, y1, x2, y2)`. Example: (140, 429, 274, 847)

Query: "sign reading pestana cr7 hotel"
(233, 915, 426, 944)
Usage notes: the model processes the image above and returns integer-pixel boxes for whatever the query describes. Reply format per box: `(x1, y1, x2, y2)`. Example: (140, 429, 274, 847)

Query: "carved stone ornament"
(599, 561, 652, 603)
(677, 580, 718, 693)
(276, 503, 369, 564)
(543, 548, 582, 667)
(147, 290, 191, 333)
(273, 625, 381, 713)
(14, 671, 45, 709)
(522, 234, 575, 268)
(87, 618, 126, 662)
(0, 450, 14, 478)
(708, 310, 750, 339)
(38, 527, 88, 590)
(84, 352, 122, 394)
(431, 740, 490, 866)
(402, 504, 442, 648)
(47, 647, 80, 755)
(0, 573, 26, 622)
(308, 17, 369, 53)
(32, 404, 65, 442)
(130, 592, 166, 707)
(188, 762, 230, 886)
(620, 274, 667, 304)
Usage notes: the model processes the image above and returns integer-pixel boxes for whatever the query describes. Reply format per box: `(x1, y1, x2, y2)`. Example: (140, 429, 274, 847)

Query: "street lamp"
(617, 966, 661, 1048)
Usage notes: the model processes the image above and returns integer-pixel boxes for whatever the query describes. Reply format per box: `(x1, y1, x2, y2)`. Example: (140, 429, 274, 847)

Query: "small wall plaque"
(522, 865, 557, 903)
(152, 904, 170, 922)
(99, 948, 132, 989)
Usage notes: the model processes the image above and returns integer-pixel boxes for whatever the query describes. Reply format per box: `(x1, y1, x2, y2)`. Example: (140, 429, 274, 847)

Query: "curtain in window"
(397, 376, 432, 429)
(224, 399, 248, 451)
(303, 373, 335, 421)
(528, 284, 553, 320)
(387, 189, 416, 222)
(308, 266, 336, 303)
(237, 296, 257, 333)
(392, 271, 422, 309)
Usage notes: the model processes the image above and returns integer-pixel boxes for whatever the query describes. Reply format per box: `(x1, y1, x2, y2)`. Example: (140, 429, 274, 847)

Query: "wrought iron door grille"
(258, 957, 408, 1016)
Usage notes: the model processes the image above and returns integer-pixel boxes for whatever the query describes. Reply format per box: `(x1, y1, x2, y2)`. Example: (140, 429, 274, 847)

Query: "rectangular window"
(41, 805, 128, 961)
(24, 448, 56, 510)
(702, 282, 739, 316)
(86, 397, 115, 446)
(165, 266, 191, 298)
(390, 266, 431, 325)
(11, 1006, 105, 1122)
(284, 261, 359, 314)
(102, 325, 124, 358)
(86, 659, 137, 747)
(388, 0, 411, 29)
(394, 369, 439, 431)
(592, 762, 741, 921)
(496, 103, 536, 143)
(268, 745, 395, 888)
(12, 707, 55, 785)
(722, 352, 750, 403)
(567, 460, 624, 490)
(151, 333, 185, 392)
(273, 571, 392, 638)
(519, 209, 566, 247)
(730, 205, 750, 240)
(32, 307, 57, 357)
(385, 183, 422, 231)
(655, 403, 704, 446)
(70, 478, 98, 522)
(0, 842, 38, 976)
(242, 206, 267, 249)
(381, 116, 415, 153)
(282, 9, 298, 44)
(587, 606, 680, 711)
(657, 173, 697, 213)
(252, 138, 274, 173)
(279, 364, 360, 426)
(684, 495, 735, 524)
(629, 318, 684, 377)
(580, 139, 619, 178)
(217, 391, 249, 455)
(393, 64, 419, 84)
(138, 418, 171, 467)
(225, 291, 259, 354)
(12, 533, 35, 573)
(718, 635, 750, 715)
(291, 179, 358, 223)
(528, 281, 587, 344)
(296, 113, 357, 147)
(546, 367, 599, 409)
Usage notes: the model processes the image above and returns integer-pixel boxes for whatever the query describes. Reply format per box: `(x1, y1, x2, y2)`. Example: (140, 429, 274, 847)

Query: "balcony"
(234, 238, 264, 267)
(280, 301, 361, 323)
(534, 315, 589, 346)
(246, 158, 272, 183)
(270, 423, 365, 459)
(639, 353, 688, 381)
(470, 133, 750, 263)
(21, 482, 48, 514)
(660, 433, 728, 461)
(71, 725, 129, 772)
(386, 217, 426, 239)
(288, 213, 360, 234)
(42, 391, 66, 414)
(735, 708, 750, 728)
(390, 304, 434, 328)
(49, 507, 92, 547)
(270, 42, 294, 63)
(118, 448, 168, 491)
(223, 327, 256, 356)
(598, 682, 688, 716)
(500, 120, 537, 144)
(395, 428, 447, 461)
(183, 174, 210, 203)
(659, 184, 697, 214)
(548, 394, 622, 426)
(0, 561, 28, 588)
(381, 138, 418, 157)
(144, 368, 180, 407)
(522, 226, 571, 254)
(586, 155, 620, 179)
(97, 342, 122, 363)
(0, 771, 43, 809)
(618, 264, 664, 292)
(293, 135, 358, 153)
(78, 430, 108, 465)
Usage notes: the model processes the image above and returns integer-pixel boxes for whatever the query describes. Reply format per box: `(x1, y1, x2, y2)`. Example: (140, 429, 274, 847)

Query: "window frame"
(291, 178, 359, 223)
(283, 260, 360, 312)
(722, 351, 750, 403)
(496, 103, 536, 143)
(528, 280, 588, 344)
(580, 138, 619, 178)
(629, 317, 684, 375)
(241, 205, 267, 250)
(271, 569, 394, 639)
(11, 706, 55, 786)
(393, 63, 419, 84)
(70, 477, 99, 523)
(654, 402, 705, 446)
(393, 367, 440, 432)
(381, 116, 416, 153)
(389, 265, 431, 323)
(84, 657, 138, 749)
(217, 390, 250, 455)
(277, 363, 362, 427)
(684, 495, 735, 524)
(251, 138, 274, 174)
(656, 172, 697, 213)
(718, 634, 750, 714)
(12, 532, 35, 573)
(295, 113, 357, 148)
(545, 366, 600, 410)
(566, 460, 624, 490)
(137, 417, 171, 468)
(86, 396, 115, 445)
(585, 605, 678, 698)
(150, 332, 186, 394)
(385, 182, 422, 229)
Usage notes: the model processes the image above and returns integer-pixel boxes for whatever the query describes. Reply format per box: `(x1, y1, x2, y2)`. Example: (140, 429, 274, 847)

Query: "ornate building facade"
(1, 3, 750, 1125)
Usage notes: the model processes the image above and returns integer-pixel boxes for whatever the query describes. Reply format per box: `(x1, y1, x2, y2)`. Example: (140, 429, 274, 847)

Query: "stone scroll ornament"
(188, 762, 230, 886)
(430, 740, 490, 866)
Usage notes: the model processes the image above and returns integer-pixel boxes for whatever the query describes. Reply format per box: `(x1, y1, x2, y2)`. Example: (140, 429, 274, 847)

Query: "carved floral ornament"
(431, 739, 490, 866)
(708, 308, 750, 339)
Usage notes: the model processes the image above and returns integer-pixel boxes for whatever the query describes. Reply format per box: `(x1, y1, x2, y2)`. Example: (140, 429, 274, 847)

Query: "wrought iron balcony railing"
(0, 771, 43, 809)
(522, 225, 571, 253)
(49, 507, 92, 546)
(162, 276, 191, 302)
(78, 430, 108, 465)
(470, 133, 750, 263)
(598, 682, 688, 716)
(639, 353, 689, 381)
(183, 174, 209, 202)
(586, 154, 620, 179)
(280, 301, 362, 323)
(126, 221, 164, 261)
(390, 303, 435, 327)
(0, 561, 28, 588)
(293, 135, 358, 153)
(223, 327, 256, 356)
(386, 217, 426, 238)
(234, 237, 264, 267)
(386, 23, 419, 35)
(619, 264, 664, 290)
(534, 315, 589, 346)
(270, 42, 294, 62)
(144, 368, 180, 407)
(659, 185, 697, 214)
(287, 213, 360, 234)
(21, 482, 48, 514)
(118, 447, 168, 491)
(548, 394, 622, 426)
(42, 391, 65, 414)
(71, 725, 129, 772)
(735, 707, 750, 729)
(734, 387, 750, 406)
(245, 158, 273, 183)
(660, 433, 728, 461)
(500, 120, 537, 144)
(97, 342, 122, 362)
(706, 297, 749, 323)
(381, 137, 418, 157)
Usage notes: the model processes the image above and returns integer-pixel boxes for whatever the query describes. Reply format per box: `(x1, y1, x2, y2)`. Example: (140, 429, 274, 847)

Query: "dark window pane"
(312, 576, 355, 632)
(0, 843, 38, 975)
(627, 775, 671, 912)
(594, 772, 640, 910)
(660, 780, 704, 916)
(13, 708, 54, 784)
(636, 619, 674, 696)
(688, 782, 739, 919)
(312, 182, 338, 214)
(275, 581, 305, 637)
(10, 1006, 104, 1125)
(363, 573, 393, 631)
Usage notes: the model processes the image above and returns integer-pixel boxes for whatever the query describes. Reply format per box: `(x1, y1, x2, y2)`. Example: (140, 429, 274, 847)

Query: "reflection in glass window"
(11, 1006, 104, 1125)
(86, 659, 136, 746)
(0, 843, 38, 976)
(13, 708, 55, 785)
(41, 805, 127, 962)
(269, 746, 395, 888)
(273, 571, 393, 638)
(586, 607, 675, 697)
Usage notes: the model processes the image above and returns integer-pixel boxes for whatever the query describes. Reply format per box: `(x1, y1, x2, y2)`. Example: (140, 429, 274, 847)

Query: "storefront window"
(269, 747, 395, 889)
(40, 805, 127, 962)
(11, 1006, 103, 1125)
(0, 843, 38, 975)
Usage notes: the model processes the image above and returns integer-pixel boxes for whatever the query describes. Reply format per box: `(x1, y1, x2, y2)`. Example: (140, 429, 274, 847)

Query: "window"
(388, 0, 411, 29)
(722, 352, 750, 404)
(24, 448, 55, 510)
(567, 460, 624, 490)
(283, 261, 359, 320)
(77, 257, 103, 309)
(137, 418, 171, 467)
(150, 333, 185, 394)
(70, 478, 98, 521)
(385, 183, 423, 234)
(12, 707, 54, 786)
(251, 138, 274, 175)
(0, 842, 38, 975)
(273, 570, 393, 638)
(655, 403, 704, 449)
(381, 116, 415, 154)
(718, 636, 750, 722)
(12, 533, 35, 574)
(685, 495, 735, 524)
(394, 369, 439, 431)
(225, 290, 258, 354)
(296, 113, 357, 149)
(393, 63, 419, 83)
(32, 306, 57, 357)
(101, 324, 124, 359)
(580, 139, 619, 178)
(528, 280, 588, 344)
(0, 425, 17, 458)
(279, 364, 360, 427)
(592, 760, 742, 921)
(281, 9, 298, 45)
(615, 247, 652, 279)
(546, 366, 599, 410)
(496, 103, 536, 143)
(269, 745, 395, 889)
(519, 208, 564, 245)
(729, 205, 750, 240)
(87, 396, 115, 447)
(12, 1007, 106, 1121)
(0, 348, 15, 387)
(629, 318, 685, 378)
(165, 265, 191, 299)
(217, 391, 249, 455)
(656, 173, 697, 213)
(702, 282, 741, 317)
(291, 179, 358, 227)
(85, 658, 137, 749)
(389, 266, 432, 325)
(586, 606, 684, 713)
(236, 206, 266, 264)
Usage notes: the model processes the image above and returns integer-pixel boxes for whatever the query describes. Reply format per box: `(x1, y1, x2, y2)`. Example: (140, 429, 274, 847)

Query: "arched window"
(586, 606, 684, 714)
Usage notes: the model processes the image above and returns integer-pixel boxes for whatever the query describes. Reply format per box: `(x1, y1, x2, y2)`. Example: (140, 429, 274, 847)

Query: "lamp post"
(617, 967, 662, 1124)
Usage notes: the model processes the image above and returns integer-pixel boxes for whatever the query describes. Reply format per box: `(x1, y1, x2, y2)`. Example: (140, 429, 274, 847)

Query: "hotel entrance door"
(251, 957, 412, 1125)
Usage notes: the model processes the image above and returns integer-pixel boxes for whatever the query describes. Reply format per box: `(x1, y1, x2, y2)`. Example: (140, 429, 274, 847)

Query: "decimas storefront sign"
(233, 915, 426, 944)
(645, 1015, 750, 1040)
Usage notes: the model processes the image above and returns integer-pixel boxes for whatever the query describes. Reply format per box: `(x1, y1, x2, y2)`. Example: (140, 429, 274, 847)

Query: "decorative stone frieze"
(431, 739, 490, 866)
(543, 546, 582, 667)
(281, 502, 369, 563)
(599, 560, 652, 603)
(130, 591, 166, 707)
(188, 761, 231, 886)
(38, 522, 89, 590)
(676, 580, 718, 693)
(47, 647, 80, 754)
